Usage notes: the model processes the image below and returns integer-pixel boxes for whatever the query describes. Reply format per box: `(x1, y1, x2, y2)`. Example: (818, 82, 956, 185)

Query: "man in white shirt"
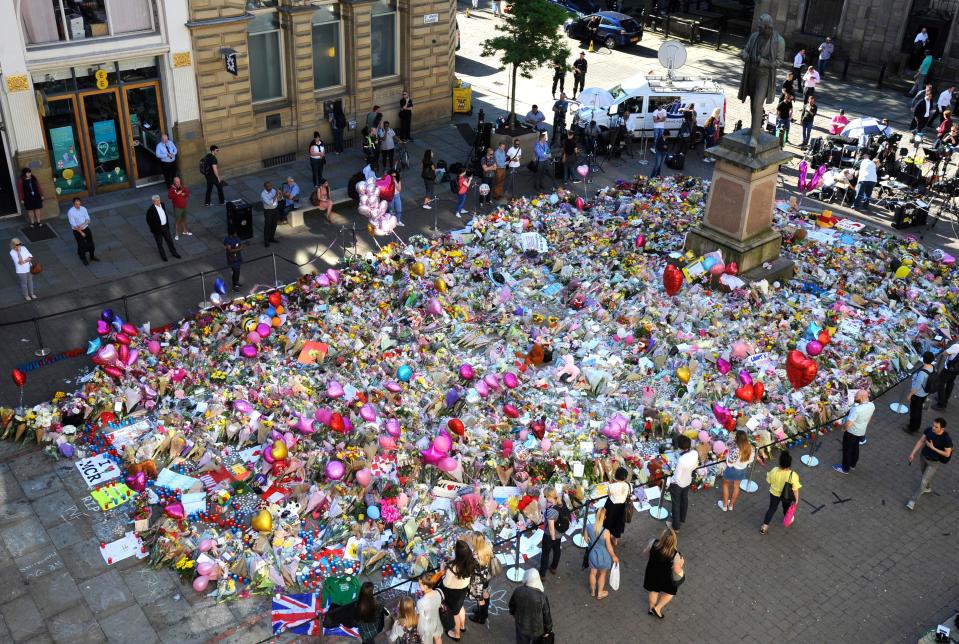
(261, 181, 280, 248)
(155, 133, 178, 187)
(938, 86, 955, 124)
(833, 389, 876, 474)
(505, 138, 522, 196)
(817, 37, 834, 75)
(792, 48, 806, 92)
(67, 197, 98, 265)
(853, 153, 878, 209)
(145, 194, 180, 262)
(667, 434, 699, 531)
(652, 103, 668, 142)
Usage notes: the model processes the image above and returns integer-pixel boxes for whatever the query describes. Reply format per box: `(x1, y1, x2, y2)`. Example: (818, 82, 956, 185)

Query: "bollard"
(739, 457, 759, 493)
(648, 477, 669, 520)
(506, 530, 525, 582)
(572, 498, 591, 548)
(32, 318, 50, 357)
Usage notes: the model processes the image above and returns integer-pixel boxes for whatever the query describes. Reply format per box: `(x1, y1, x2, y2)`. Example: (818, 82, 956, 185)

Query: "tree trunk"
(509, 63, 518, 129)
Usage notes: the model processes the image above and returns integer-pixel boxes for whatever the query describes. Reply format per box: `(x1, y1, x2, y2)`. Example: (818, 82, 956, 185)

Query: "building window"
(21, 0, 155, 46)
(247, 12, 284, 103)
(371, 0, 397, 79)
(312, 6, 342, 90)
(802, 0, 844, 38)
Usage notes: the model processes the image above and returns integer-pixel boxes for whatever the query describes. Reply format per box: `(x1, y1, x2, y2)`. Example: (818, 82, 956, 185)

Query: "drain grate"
(262, 152, 296, 168)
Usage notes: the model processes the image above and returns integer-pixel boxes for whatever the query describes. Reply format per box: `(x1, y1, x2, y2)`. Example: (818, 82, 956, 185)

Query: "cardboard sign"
(297, 341, 329, 365)
(100, 531, 147, 565)
(76, 453, 121, 488)
(90, 483, 135, 511)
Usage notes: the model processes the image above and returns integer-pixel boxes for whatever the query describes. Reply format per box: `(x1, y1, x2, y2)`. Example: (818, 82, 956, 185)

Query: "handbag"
(581, 525, 605, 569)
(671, 550, 685, 587)
(783, 502, 797, 527)
(625, 483, 635, 523)
(609, 562, 620, 591)
(29, 258, 42, 274)
(538, 632, 555, 644)
(437, 588, 454, 631)
(780, 471, 796, 506)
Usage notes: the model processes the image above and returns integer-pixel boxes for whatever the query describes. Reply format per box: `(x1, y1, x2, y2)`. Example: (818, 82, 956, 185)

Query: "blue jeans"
(853, 180, 875, 208)
(817, 59, 828, 75)
(801, 123, 813, 146)
(455, 193, 466, 212)
(776, 118, 790, 146)
(650, 152, 666, 177)
(390, 193, 403, 221)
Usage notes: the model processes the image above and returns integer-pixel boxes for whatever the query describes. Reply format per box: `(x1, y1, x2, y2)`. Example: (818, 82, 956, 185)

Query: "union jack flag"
(271, 593, 319, 635)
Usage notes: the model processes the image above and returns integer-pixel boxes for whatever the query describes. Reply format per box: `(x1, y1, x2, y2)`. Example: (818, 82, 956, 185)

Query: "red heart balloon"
(503, 404, 520, 419)
(10, 369, 25, 388)
(752, 381, 765, 401)
(723, 416, 736, 431)
(663, 264, 683, 297)
(817, 330, 831, 346)
(125, 471, 146, 492)
(735, 384, 754, 403)
(269, 292, 282, 308)
(786, 350, 818, 389)
(447, 418, 465, 436)
(163, 502, 185, 520)
(725, 262, 739, 276)
(530, 420, 546, 440)
(329, 413, 346, 433)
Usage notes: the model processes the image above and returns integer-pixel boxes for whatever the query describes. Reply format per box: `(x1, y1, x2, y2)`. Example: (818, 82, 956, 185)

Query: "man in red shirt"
(167, 176, 191, 240)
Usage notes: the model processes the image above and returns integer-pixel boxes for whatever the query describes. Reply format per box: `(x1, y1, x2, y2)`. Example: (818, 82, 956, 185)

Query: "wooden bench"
(283, 188, 353, 227)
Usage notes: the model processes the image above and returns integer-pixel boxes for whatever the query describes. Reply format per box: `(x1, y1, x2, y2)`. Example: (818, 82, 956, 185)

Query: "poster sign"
(76, 453, 121, 488)
(225, 52, 238, 76)
(93, 120, 119, 163)
(50, 126, 79, 170)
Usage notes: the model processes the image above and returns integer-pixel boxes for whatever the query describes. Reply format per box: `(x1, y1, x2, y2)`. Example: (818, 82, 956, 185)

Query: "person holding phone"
(224, 228, 243, 291)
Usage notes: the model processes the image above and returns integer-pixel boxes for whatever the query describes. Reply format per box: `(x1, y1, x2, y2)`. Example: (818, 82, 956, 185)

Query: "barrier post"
(571, 498, 591, 548)
(272, 253, 279, 287)
(32, 318, 50, 357)
(800, 431, 822, 467)
(505, 530, 525, 582)
(648, 476, 669, 520)
(199, 271, 207, 305)
(121, 296, 130, 321)
(739, 457, 759, 493)
(638, 135, 649, 166)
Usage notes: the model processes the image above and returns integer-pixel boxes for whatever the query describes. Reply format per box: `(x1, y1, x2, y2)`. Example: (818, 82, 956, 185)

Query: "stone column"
(684, 130, 794, 282)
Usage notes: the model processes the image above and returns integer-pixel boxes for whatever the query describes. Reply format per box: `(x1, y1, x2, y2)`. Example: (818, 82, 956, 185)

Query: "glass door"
(79, 89, 130, 192)
(43, 96, 89, 198)
(123, 82, 166, 186)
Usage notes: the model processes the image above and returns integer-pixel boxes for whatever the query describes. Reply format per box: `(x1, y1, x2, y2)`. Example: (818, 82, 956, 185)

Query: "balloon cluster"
(240, 291, 288, 358)
(797, 161, 828, 193)
(89, 309, 140, 379)
(211, 277, 228, 305)
(356, 177, 397, 236)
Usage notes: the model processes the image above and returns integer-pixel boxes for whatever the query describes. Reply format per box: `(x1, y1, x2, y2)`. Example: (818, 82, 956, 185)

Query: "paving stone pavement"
(0, 5, 957, 643)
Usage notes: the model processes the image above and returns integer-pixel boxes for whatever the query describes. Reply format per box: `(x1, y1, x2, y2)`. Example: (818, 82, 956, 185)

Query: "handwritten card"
(76, 453, 122, 488)
(90, 484, 135, 511)
(100, 532, 147, 565)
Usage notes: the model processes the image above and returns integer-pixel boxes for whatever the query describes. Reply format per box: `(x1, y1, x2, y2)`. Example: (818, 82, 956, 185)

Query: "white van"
(571, 74, 726, 144)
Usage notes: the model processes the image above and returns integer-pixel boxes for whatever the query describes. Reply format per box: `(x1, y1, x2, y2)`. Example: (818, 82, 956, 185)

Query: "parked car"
(547, 0, 601, 18)
(571, 73, 726, 145)
(564, 11, 643, 50)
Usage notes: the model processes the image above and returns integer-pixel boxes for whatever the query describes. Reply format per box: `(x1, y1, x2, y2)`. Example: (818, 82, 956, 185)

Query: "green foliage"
(481, 0, 571, 80)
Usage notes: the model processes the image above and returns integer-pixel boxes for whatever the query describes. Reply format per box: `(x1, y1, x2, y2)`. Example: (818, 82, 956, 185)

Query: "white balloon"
(357, 182, 368, 196)
(479, 183, 490, 196)
(357, 205, 371, 217)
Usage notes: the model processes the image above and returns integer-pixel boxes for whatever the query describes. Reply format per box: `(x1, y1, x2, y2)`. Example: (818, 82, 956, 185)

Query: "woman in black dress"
(603, 466, 631, 545)
(439, 539, 475, 641)
(643, 527, 685, 619)
(17, 168, 43, 227)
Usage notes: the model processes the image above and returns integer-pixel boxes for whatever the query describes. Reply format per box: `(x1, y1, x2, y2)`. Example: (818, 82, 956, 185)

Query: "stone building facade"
(754, 0, 959, 79)
(186, 0, 456, 180)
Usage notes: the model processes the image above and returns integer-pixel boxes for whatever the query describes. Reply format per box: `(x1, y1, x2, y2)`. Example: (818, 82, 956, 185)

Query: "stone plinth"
(685, 129, 794, 282)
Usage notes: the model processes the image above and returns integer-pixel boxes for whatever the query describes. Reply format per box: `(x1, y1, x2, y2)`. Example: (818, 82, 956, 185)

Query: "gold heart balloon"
(251, 509, 273, 532)
(411, 262, 425, 277)
(676, 366, 691, 384)
(270, 439, 288, 461)
(435, 277, 448, 293)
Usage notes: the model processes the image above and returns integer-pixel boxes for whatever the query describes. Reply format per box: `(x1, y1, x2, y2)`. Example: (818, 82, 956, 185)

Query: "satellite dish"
(657, 40, 687, 80)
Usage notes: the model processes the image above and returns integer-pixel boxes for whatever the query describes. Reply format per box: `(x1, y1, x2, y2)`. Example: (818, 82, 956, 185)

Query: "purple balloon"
(325, 460, 346, 480)
(58, 442, 75, 458)
(315, 408, 332, 424)
(716, 357, 731, 375)
(359, 403, 377, 422)
(101, 308, 114, 323)
(385, 418, 401, 438)
(445, 389, 460, 408)
(234, 399, 253, 414)
(737, 370, 752, 386)
(240, 344, 258, 358)
(805, 340, 823, 357)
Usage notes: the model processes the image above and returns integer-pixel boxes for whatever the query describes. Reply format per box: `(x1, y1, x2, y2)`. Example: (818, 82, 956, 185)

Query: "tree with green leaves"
(481, 0, 571, 129)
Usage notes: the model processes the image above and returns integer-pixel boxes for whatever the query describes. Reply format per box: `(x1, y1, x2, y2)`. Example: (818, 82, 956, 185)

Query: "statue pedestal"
(685, 129, 795, 283)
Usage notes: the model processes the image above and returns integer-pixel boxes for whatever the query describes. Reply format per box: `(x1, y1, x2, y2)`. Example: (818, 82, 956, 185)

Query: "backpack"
(198, 154, 212, 177)
(554, 503, 572, 534)
(924, 366, 942, 396)
(396, 625, 422, 644)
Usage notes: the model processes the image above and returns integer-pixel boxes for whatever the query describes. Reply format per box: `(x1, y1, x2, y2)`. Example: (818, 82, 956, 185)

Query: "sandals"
(760, 525, 768, 535)
(653, 607, 665, 619)
(447, 631, 461, 642)
(596, 591, 609, 600)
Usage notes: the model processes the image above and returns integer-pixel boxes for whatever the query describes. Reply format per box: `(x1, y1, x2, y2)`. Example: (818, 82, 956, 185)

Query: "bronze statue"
(738, 14, 785, 147)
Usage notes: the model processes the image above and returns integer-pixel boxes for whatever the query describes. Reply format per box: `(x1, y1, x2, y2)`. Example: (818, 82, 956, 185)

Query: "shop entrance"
(35, 61, 166, 200)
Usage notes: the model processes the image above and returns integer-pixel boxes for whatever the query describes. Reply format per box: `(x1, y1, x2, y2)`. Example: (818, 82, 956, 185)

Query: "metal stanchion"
(572, 498, 591, 548)
(648, 478, 669, 520)
(121, 296, 130, 321)
(32, 318, 50, 358)
(271, 253, 279, 287)
(739, 458, 759, 493)
(199, 271, 207, 305)
(638, 135, 650, 166)
(506, 530, 525, 582)
(800, 433, 822, 467)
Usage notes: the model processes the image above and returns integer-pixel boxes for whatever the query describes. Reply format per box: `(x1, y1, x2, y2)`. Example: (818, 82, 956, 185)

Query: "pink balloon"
(115, 333, 131, 346)
(123, 348, 138, 367)
(315, 408, 332, 424)
(295, 415, 315, 434)
(164, 502, 185, 520)
(437, 456, 458, 473)
(712, 403, 731, 423)
(385, 381, 402, 393)
(192, 575, 210, 592)
(326, 268, 340, 284)
(540, 438, 552, 451)
(716, 358, 731, 375)
(147, 340, 161, 355)
(385, 417, 401, 438)
(359, 403, 377, 422)
(125, 471, 146, 492)
(199, 539, 214, 553)
(96, 320, 110, 335)
(730, 340, 750, 361)
(805, 340, 823, 356)
(282, 431, 296, 448)
(93, 344, 118, 366)
(240, 344, 257, 358)
(378, 435, 397, 451)
(342, 416, 353, 433)
(262, 447, 275, 464)
(355, 468, 372, 487)
(421, 446, 443, 465)
(712, 440, 726, 454)
(427, 298, 443, 316)
(503, 372, 519, 389)
(433, 433, 452, 454)
(475, 379, 490, 398)
(121, 323, 139, 337)
(698, 430, 710, 443)
(325, 460, 346, 480)
(197, 562, 216, 577)
(317, 274, 331, 287)
(171, 368, 187, 383)
(247, 331, 262, 345)
(118, 344, 130, 365)
(709, 262, 726, 276)
(459, 364, 475, 380)
(737, 370, 753, 386)
(576, 164, 589, 178)
(327, 380, 344, 398)
(234, 399, 253, 414)
(691, 418, 703, 431)
(484, 374, 500, 390)
(103, 365, 124, 379)
(256, 323, 271, 338)
(635, 234, 646, 249)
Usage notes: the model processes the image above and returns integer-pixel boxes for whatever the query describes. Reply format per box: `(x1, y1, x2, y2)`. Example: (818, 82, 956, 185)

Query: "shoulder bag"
(581, 525, 605, 569)
(780, 471, 796, 506)
(29, 258, 42, 274)
(671, 550, 685, 587)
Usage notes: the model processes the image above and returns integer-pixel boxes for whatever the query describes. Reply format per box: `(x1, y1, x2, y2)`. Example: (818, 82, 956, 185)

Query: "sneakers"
(832, 464, 848, 475)
(184, 231, 193, 236)
(455, 211, 462, 218)
(717, 500, 727, 512)
(397, 222, 406, 227)
(906, 500, 915, 511)
(859, 437, 867, 445)
(423, 204, 432, 209)
(174, 235, 179, 241)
